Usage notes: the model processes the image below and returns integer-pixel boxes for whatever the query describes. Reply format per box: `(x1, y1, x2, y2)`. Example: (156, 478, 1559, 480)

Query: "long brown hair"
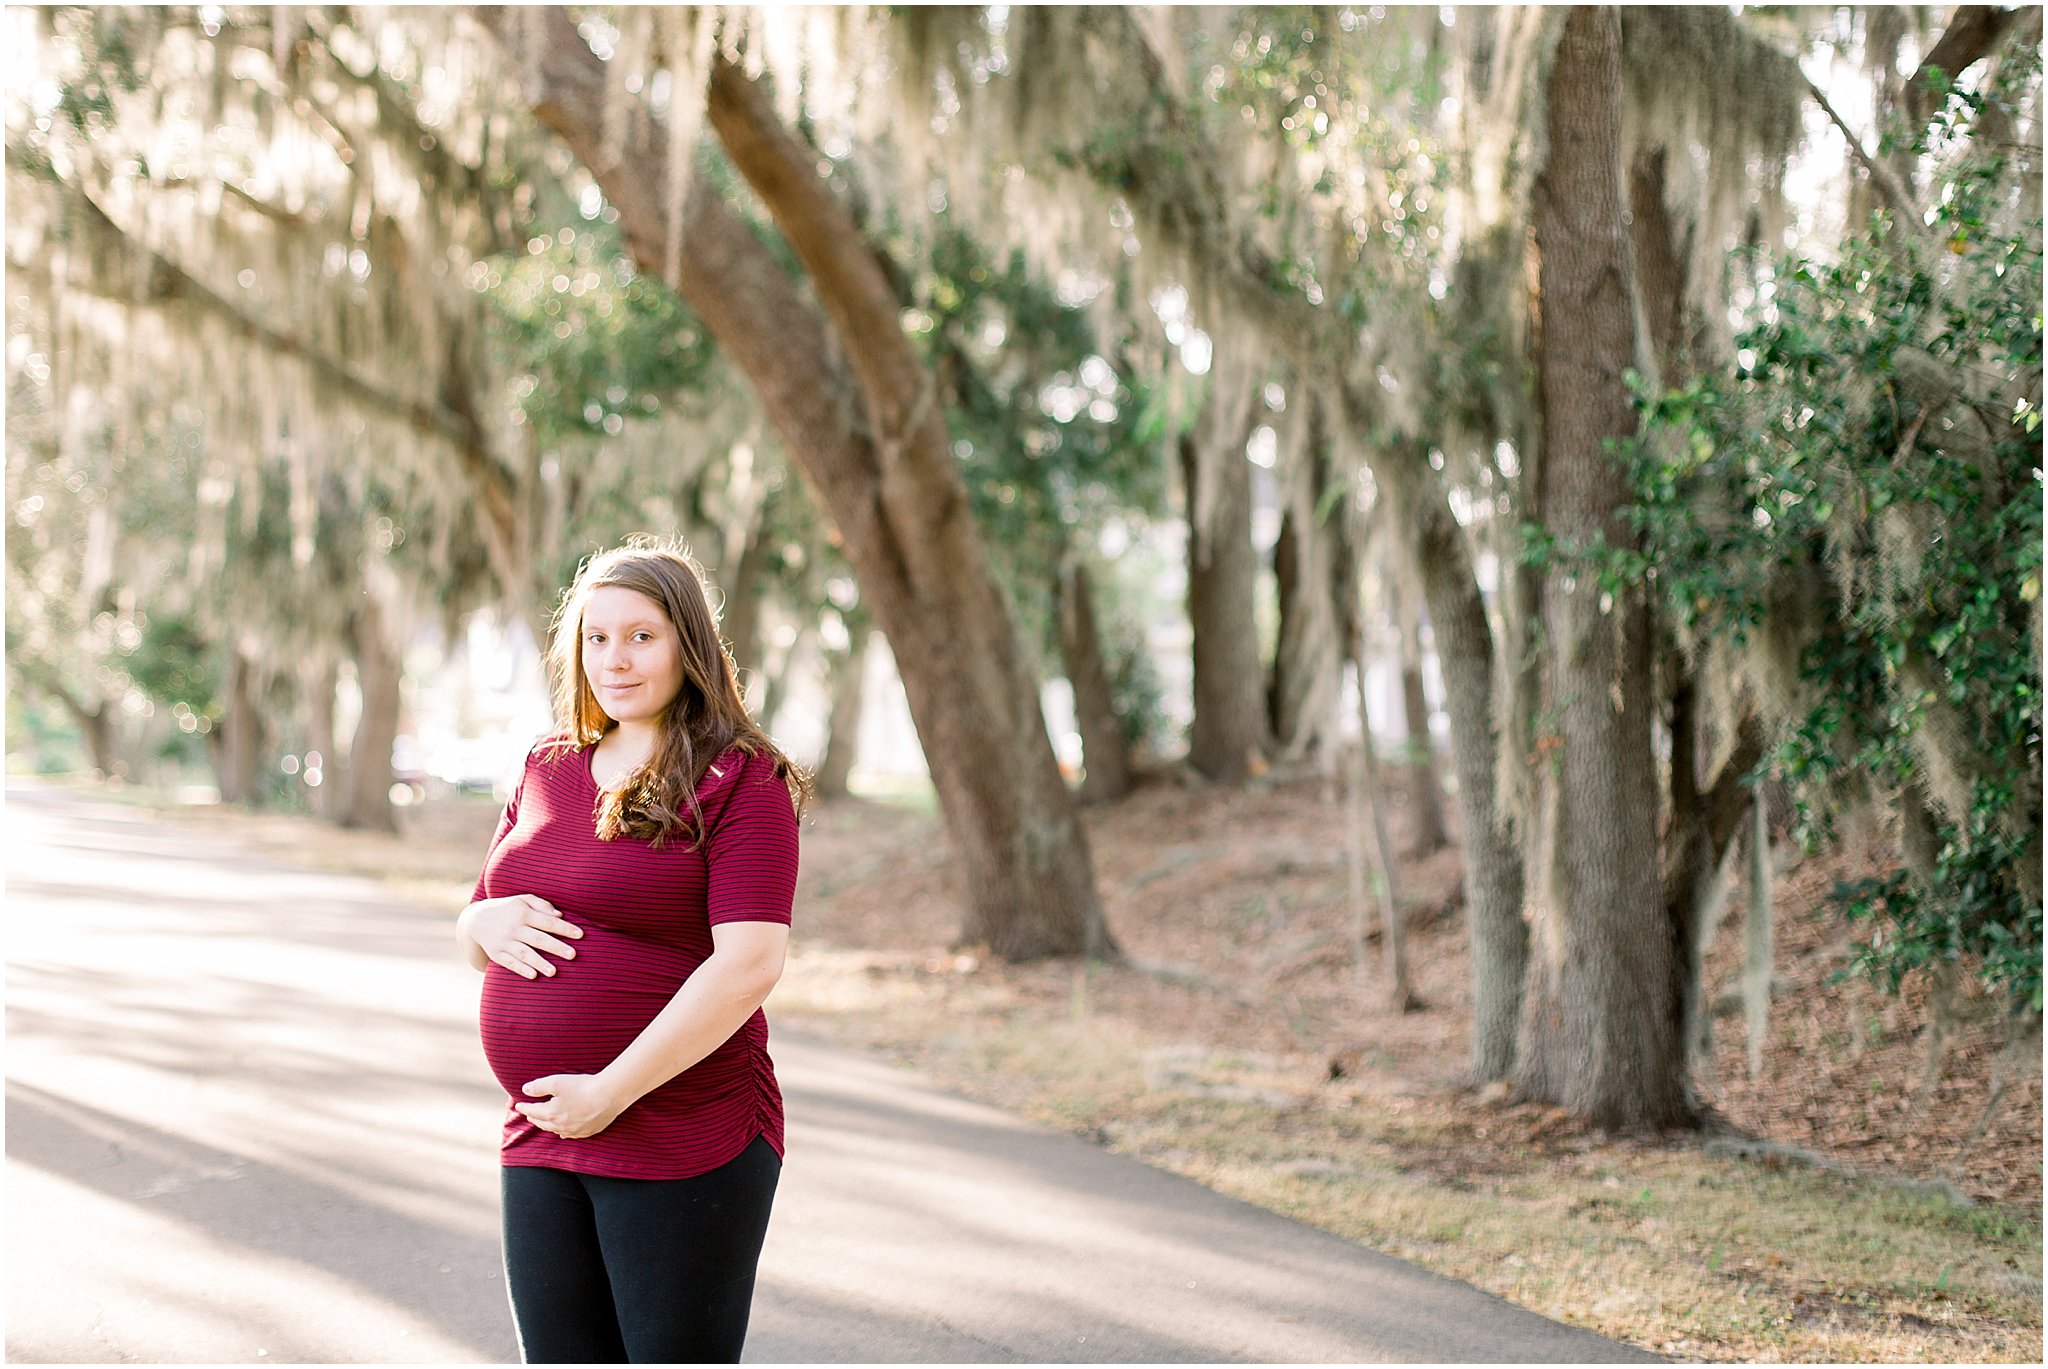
(540, 535, 813, 847)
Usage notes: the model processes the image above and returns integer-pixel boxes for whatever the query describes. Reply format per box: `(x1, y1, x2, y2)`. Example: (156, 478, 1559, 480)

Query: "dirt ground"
(791, 764, 2041, 1210)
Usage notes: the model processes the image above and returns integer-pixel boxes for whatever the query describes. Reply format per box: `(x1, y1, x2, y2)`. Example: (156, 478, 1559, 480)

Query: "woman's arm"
(463, 754, 581, 977)
(514, 919, 789, 1139)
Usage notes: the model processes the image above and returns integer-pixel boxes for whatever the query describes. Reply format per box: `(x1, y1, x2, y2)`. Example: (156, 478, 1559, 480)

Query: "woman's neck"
(599, 720, 661, 760)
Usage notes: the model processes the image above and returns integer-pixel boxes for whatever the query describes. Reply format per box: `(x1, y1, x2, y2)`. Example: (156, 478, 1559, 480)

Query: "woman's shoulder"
(696, 741, 766, 794)
(698, 744, 797, 853)
(698, 741, 795, 807)
(520, 731, 586, 775)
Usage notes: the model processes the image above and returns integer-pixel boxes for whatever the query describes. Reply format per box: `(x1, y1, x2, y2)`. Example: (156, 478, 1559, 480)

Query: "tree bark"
(340, 590, 402, 834)
(720, 517, 774, 712)
(1743, 790, 1774, 1081)
(1389, 559, 1451, 856)
(20, 664, 121, 779)
(1055, 550, 1134, 804)
(1905, 5, 2028, 130)
(214, 647, 267, 807)
(478, 7, 1113, 959)
(757, 615, 810, 735)
(303, 655, 341, 821)
(1662, 661, 1767, 1078)
(1382, 470, 1527, 1082)
(816, 618, 871, 800)
(1345, 610, 1420, 1012)
(1512, 6, 1689, 1129)
(72, 701, 118, 779)
(1269, 398, 1343, 765)
(1628, 145, 1690, 381)
(1180, 357, 1269, 782)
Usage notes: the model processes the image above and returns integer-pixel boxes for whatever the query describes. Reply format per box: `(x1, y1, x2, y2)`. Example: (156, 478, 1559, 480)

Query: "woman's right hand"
(458, 895, 583, 978)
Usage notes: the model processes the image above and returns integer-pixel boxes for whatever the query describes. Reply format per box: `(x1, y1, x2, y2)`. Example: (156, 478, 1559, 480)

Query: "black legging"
(501, 1135, 781, 1364)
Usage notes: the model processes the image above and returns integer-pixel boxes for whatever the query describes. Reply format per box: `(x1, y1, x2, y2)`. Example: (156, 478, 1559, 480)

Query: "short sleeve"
(469, 753, 531, 905)
(704, 750, 800, 927)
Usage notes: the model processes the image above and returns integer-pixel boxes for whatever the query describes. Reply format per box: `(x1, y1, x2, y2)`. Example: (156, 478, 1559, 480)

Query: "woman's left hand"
(515, 1073, 628, 1139)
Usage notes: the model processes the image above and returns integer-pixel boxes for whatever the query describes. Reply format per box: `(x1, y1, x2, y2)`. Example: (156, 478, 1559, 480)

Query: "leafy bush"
(1629, 61, 2042, 1011)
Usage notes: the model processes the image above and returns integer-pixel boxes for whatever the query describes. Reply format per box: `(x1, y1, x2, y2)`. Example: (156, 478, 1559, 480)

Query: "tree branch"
(205, 25, 363, 169)
(1803, 74, 1932, 241)
(299, 10, 524, 256)
(220, 179, 318, 228)
(29, 163, 524, 560)
(701, 56, 960, 523)
(1909, 6, 2026, 127)
(464, 5, 886, 550)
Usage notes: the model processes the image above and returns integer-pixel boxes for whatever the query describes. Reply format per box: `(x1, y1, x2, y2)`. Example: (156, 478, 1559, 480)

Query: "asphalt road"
(6, 781, 1656, 1363)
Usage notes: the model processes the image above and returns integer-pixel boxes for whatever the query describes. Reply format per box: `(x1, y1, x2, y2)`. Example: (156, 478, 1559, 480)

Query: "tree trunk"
(340, 590, 402, 834)
(1662, 659, 1767, 1077)
(303, 656, 341, 821)
(721, 517, 774, 712)
(79, 706, 119, 779)
(816, 618, 871, 800)
(1628, 144, 1690, 380)
(1380, 469, 1527, 1083)
(1055, 550, 1133, 804)
(1346, 613, 1420, 1012)
(1899, 777, 1953, 1115)
(1389, 560, 1450, 856)
(215, 648, 267, 807)
(1180, 355, 1269, 782)
(35, 676, 119, 780)
(757, 615, 810, 734)
(1511, 6, 1690, 1130)
(1269, 398, 1343, 765)
(1743, 791, 1774, 1081)
(484, 8, 1113, 959)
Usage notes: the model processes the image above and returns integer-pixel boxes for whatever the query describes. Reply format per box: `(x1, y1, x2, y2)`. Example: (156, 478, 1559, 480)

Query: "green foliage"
(895, 224, 1165, 665)
(1140, 4, 1455, 358)
(2, 370, 200, 774)
(4, 694, 91, 774)
(49, 8, 145, 134)
(1105, 610, 1172, 756)
(125, 610, 220, 725)
(476, 216, 718, 446)
(1627, 62, 2043, 1011)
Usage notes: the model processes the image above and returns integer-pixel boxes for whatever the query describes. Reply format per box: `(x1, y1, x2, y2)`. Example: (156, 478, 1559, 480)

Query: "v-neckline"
(585, 741, 736, 797)
(585, 740, 637, 796)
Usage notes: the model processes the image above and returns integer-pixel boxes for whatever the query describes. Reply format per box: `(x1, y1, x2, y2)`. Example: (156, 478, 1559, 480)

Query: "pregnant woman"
(458, 539, 810, 1364)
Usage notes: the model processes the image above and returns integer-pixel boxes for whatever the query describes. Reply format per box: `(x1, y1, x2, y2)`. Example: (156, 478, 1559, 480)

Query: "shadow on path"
(5, 1080, 515, 1362)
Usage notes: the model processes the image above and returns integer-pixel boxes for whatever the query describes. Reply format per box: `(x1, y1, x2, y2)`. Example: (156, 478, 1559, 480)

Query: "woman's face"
(580, 585, 686, 728)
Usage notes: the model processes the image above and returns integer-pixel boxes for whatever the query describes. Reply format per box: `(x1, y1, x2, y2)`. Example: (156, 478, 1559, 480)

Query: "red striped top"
(468, 739, 799, 1179)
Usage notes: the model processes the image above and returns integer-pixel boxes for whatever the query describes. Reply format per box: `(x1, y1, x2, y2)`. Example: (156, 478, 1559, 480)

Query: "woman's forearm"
(597, 952, 782, 1108)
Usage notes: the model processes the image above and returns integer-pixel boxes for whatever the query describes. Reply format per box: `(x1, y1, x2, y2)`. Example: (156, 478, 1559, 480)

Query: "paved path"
(6, 782, 1655, 1363)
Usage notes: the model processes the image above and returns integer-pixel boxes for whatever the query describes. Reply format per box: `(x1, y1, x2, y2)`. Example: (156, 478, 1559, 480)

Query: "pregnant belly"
(478, 923, 698, 1095)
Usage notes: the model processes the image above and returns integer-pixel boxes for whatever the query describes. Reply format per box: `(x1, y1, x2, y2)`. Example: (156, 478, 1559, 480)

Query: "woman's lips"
(601, 682, 640, 692)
